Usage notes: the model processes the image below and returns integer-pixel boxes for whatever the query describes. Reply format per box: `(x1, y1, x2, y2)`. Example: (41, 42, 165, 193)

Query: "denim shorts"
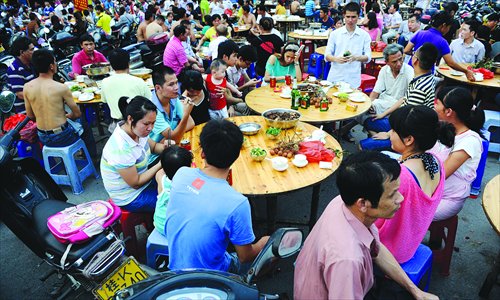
(37, 123, 79, 147)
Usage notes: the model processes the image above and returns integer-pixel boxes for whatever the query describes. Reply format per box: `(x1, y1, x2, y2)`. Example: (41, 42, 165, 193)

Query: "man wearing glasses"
(7, 37, 35, 114)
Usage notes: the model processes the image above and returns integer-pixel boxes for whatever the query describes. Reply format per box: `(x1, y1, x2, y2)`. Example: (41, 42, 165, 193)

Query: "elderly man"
(450, 19, 485, 64)
(365, 44, 414, 121)
(325, 2, 371, 89)
(7, 37, 35, 114)
(149, 67, 194, 165)
(294, 151, 438, 300)
(71, 34, 108, 77)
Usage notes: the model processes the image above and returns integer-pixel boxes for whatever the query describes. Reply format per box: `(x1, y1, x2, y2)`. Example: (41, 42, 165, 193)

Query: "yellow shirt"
(276, 4, 286, 15)
(96, 12, 112, 35)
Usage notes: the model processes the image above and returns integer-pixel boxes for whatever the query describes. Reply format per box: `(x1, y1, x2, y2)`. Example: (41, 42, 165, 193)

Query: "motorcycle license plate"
(93, 257, 148, 300)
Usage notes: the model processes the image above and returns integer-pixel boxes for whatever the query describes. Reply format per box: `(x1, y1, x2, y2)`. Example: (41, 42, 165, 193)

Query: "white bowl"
(72, 91, 81, 99)
(292, 157, 308, 168)
(271, 157, 289, 171)
(308, 76, 317, 82)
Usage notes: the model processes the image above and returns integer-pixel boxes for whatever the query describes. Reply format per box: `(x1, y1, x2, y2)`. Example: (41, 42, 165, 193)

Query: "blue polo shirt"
(7, 57, 35, 114)
(148, 91, 184, 164)
(409, 28, 450, 67)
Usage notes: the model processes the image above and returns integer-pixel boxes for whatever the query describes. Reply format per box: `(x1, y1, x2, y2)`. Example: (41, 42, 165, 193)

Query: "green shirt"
(265, 57, 297, 82)
(153, 174, 172, 235)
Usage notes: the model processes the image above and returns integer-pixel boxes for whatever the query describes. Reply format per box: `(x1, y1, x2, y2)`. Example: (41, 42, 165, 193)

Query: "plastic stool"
(116, 204, 154, 259)
(360, 73, 376, 93)
(400, 244, 433, 291)
(323, 61, 331, 80)
(428, 215, 458, 277)
(470, 134, 490, 198)
(483, 110, 500, 156)
(42, 139, 99, 195)
(307, 53, 324, 79)
(146, 229, 169, 268)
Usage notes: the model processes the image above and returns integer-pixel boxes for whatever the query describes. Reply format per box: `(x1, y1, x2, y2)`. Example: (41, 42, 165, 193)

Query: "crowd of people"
(2, 0, 499, 298)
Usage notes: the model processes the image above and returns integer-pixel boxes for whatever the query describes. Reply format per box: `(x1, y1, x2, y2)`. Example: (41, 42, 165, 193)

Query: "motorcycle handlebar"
(0, 116, 30, 156)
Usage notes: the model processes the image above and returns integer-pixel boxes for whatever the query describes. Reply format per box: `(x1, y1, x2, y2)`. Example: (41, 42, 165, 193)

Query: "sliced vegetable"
(266, 127, 282, 136)
(250, 147, 267, 156)
(70, 85, 82, 92)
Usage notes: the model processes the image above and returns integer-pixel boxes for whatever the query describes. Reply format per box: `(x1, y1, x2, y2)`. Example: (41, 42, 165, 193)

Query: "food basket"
(262, 108, 301, 129)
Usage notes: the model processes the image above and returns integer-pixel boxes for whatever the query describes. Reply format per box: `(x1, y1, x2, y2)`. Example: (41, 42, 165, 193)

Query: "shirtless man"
(239, 5, 256, 29)
(24, 49, 81, 147)
(137, 10, 154, 42)
(145, 14, 166, 39)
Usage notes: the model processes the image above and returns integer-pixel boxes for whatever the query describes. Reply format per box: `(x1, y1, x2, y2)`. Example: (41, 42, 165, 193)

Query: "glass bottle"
(291, 79, 300, 110)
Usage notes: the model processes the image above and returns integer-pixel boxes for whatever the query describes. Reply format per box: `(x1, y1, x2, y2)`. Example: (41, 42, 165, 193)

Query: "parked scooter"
(0, 110, 156, 299)
(113, 228, 304, 300)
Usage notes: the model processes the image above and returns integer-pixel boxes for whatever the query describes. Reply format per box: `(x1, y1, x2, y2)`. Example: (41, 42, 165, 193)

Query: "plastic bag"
(3, 114, 38, 143)
(472, 68, 494, 79)
(298, 141, 335, 163)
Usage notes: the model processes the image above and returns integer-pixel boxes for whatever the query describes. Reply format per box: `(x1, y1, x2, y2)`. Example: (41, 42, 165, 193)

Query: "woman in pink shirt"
(362, 12, 382, 41)
(430, 87, 485, 221)
(375, 105, 455, 263)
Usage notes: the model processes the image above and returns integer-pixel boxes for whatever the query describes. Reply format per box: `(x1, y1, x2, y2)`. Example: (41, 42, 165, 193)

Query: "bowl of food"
(262, 108, 301, 129)
(239, 122, 262, 135)
(82, 62, 111, 76)
(129, 68, 153, 79)
(337, 92, 349, 102)
(250, 147, 267, 161)
(265, 127, 282, 139)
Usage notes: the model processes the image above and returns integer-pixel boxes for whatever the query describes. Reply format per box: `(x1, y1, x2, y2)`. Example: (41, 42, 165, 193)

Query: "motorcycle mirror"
(43, 27, 50, 34)
(277, 230, 303, 258)
(0, 91, 16, 114)
(245, 228, 303, 283)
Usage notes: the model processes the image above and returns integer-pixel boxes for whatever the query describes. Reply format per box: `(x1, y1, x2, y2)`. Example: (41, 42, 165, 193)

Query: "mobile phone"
(296, 45, 305, 56)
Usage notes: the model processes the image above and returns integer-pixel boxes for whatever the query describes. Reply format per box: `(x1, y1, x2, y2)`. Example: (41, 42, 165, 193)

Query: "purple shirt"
(294, 196, 380, 299)
(71, 50, 108, 77)
(163, 36, 188, 76)
(410, 28, 450, 65)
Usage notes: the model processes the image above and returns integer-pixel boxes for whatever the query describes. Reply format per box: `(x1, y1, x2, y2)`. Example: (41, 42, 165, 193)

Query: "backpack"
(47, 200, 121, 245)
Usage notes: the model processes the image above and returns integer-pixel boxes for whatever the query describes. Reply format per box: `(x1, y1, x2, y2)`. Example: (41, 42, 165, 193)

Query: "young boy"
(204, 59, 241, 120)
(153, 146, 193, 236)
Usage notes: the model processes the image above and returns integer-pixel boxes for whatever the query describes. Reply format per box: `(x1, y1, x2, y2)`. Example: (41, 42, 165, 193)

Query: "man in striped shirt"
(7, 37, 35, 114)
(360, 43, 438, 150)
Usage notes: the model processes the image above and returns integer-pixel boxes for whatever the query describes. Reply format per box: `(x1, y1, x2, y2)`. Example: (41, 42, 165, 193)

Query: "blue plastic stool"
(146, 229, 169, 268)
(323, 61, 331, 80)
(17, 140, 43, 166)
(307, 53, 324, 79)
(470, 132, 490, 198)
(42, 139, 99, 195)
(400, 244, 433, 292)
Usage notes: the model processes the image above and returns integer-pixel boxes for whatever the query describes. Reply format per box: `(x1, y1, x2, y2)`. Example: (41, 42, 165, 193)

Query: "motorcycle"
(0, 109, 156, 299)
(113, 228, 304, 300)
(0, 53, 14, 91)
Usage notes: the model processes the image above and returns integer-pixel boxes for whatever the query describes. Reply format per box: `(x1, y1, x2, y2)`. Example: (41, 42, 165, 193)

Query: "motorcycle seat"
(33, 199, 113, 264)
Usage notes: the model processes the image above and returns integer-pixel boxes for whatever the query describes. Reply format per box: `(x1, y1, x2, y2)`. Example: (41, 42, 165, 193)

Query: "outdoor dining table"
(181, 115, 343, 232)
(479, 174, 500, 298)
(315, 46, 384, 60)
(245, 84, 372, 124)
(287, 31, 331, 41)
(436, 64, 500, 90)
(273, 16, 305, 40)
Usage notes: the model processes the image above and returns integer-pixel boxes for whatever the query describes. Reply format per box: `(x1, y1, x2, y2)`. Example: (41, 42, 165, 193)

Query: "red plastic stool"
(109, 199, 154, 259)
(428, 215, 458, 276)
(300, 40, 315, 66)
(360, 73, 377, 94)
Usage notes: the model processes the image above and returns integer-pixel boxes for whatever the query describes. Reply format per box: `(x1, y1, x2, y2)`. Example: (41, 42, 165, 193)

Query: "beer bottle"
(291, 79, 300, 110)
(320, 97, 329, 111)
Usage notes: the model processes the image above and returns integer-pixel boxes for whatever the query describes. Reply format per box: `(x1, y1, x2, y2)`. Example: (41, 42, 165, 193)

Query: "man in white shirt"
(362, 44, 414, 124)
(325, 2, 371, 89)
(450, 19, 485, 64)
(54, 0, 69, 18)
(382, 3, 403, 43)
(397, 14, 421, 47)
(208, 24, 228, 59)
(255, 4, 271, 24)
(210, 0, 225, 15)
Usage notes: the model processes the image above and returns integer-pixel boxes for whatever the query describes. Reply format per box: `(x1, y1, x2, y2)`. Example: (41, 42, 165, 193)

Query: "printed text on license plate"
(93, 257, 148, 300)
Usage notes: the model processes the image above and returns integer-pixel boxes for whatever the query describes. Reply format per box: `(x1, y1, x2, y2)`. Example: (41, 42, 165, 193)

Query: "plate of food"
(280, 92, 291, 98)
(319, 80, 332, 87)
(333, 90, 354, 96)
(78, 92, 94, 102)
